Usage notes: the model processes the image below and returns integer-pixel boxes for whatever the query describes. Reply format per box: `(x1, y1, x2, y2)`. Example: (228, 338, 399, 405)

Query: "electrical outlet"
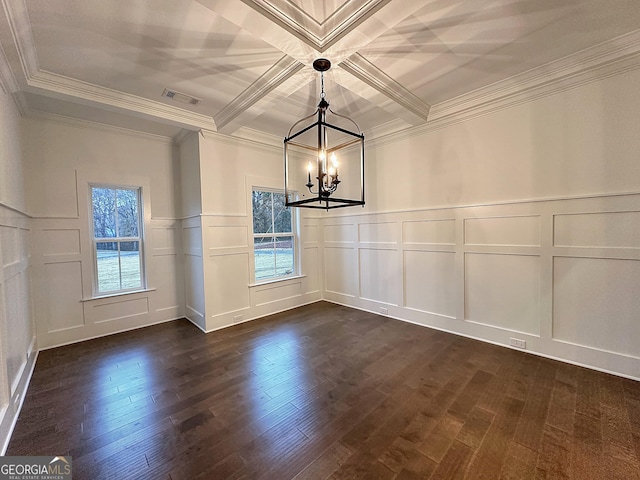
(233, 314, 244, 323)
(510, 337, 526, 349)
(379, 307, 388, 315)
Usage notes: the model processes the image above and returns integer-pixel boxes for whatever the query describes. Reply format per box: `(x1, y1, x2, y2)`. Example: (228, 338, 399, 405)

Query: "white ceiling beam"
(339, 53, 430, 124)
(215, 55, 304, 132)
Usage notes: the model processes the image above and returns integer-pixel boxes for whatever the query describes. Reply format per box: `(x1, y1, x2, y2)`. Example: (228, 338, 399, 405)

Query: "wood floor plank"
(5, 301, 640, 480)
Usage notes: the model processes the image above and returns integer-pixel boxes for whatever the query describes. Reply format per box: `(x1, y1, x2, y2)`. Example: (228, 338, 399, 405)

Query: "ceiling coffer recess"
(162, 88, 201, 106)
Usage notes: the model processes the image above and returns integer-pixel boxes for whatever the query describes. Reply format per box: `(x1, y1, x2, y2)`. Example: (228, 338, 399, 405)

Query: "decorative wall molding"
(321, 192, 640, 380)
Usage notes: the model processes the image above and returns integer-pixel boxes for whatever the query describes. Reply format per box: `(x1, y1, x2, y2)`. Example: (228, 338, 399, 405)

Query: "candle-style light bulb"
(330, 152, 338, 176)
(307, 161, 312, 184)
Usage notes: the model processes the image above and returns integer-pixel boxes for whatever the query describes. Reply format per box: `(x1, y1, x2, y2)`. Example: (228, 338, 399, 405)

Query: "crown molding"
(29, 110, 174, 144)
(0, 0, 38, 79)
(216, 55, 304, 131)
(25, 70, 217, 131)
(200, 126, 282, 155)
(339, 53, 430, 124)
(429, 29, 640, 125)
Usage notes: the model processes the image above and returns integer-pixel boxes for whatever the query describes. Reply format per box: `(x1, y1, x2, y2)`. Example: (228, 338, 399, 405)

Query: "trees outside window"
(91, 186, 144, 293)
(252, 189, 295, 281)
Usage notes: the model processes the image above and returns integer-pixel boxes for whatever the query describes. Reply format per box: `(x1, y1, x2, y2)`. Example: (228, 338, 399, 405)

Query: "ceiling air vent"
(162, 88, 200, 105)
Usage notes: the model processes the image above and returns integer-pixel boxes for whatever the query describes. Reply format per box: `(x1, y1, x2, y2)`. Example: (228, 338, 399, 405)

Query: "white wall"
(23, 117, 184, 349)
(322, 67, 640, 380)
(0, 84, 36, 453)
(183, 131, 321, 332)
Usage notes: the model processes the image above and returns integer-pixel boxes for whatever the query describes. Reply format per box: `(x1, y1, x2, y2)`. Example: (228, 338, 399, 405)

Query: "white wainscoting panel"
(464, 253, 540, 335)
(465, 215, 541, 246)
(207, 253, 251, 315)
(325, 246, 357, 297)
(554, 211, 640, 248)
(183, 225, 203, 256)
(358, 222, 398, 244)
(359, 248, 399, 305)
(302, 246, 320, 294)
(207, 225, 248, 250)
(324, 223, 356, 244)
(403, 219, 455, 245)
(43, 261, 85, 333)
(0, 226, 17, 266)
(553, 256, 640, 358)
(253, 281, 302, 307)
(88, 296, 150, 324)
(302, 224, 319, 243)
(404, 250, 457, 319)
(42, 228, 81, 256)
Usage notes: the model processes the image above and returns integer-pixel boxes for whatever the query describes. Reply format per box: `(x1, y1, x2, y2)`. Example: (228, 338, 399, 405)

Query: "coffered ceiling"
(1, 0, 639, 140)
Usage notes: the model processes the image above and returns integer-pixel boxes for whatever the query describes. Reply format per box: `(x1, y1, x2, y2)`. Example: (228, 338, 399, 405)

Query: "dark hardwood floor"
(7, 301, 640, 479)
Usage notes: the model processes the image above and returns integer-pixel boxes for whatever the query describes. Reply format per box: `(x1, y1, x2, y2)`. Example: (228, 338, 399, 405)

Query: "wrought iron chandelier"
(284, 59, 365, 210)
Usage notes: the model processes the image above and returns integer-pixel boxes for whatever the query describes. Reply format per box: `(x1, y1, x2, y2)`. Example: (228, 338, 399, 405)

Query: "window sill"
(248, 275, 306, 288)
(81, 288, 156, 302)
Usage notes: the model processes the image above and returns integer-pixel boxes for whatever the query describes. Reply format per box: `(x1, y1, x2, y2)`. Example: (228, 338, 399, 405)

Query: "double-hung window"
(252, 189, 295, 282)
(91, 185, 144, 294)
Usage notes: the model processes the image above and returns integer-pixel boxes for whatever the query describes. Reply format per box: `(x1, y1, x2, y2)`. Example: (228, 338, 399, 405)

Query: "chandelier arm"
(286, 109, 319, 138)
(328, 107, 362, 134)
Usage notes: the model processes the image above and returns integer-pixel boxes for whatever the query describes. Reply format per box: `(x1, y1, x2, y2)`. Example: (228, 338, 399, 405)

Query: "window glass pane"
(252, 190, 273, 234)
(274, 236, 294, 276)
(272, 193, 291, 233)
(92, 188, 116, 238)
(254, 236, 275, 281)
(116, 189, 139, 237)
(120, 241, 142, 289)
(96, 242, 120, 292)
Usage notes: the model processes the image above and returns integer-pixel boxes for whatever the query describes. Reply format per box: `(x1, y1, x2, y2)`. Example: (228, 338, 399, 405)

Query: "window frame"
(251, 187, 297, 284)
(90, 183, 146, 296)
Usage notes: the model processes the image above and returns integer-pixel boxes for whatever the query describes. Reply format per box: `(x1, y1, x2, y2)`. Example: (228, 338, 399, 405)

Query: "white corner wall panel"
(403, 219, 455, 245)
(151, 226, 176, 253)
(465, 216, 541, 246)
(359, 248, 399, 305)
(553, 257, 640, 358)
(464, 253, 540, 335)
(404, 250, 456, 318)
(0, 227, 17, 267)
(183, 226, 203, 256)
(185, 254, 205, 319)
(554, 211, 640, 248)
(42, 262, 85, 333)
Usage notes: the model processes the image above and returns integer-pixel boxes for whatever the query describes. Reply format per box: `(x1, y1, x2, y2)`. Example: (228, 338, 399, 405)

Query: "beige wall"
(0, 84, 36, 453)
(321, 67, 640, 379)
(23, 117, 184, 349)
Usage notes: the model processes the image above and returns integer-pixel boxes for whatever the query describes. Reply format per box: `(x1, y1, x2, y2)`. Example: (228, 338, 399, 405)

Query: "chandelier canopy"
(284, 59, 365, 210)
